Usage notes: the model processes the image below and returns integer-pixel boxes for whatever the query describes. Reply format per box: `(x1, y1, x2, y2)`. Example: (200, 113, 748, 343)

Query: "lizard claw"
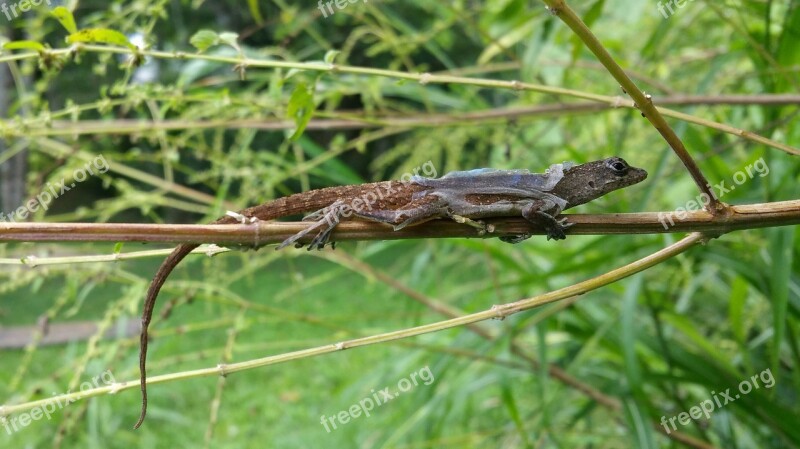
(500, 234, 531, 244)
(278, 201, 345, 250)
(544, 217, 571, 240)
(307, 226, 335, 250)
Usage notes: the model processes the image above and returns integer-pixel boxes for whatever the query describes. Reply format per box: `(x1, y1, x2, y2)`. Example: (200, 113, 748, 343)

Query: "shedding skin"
(134, 157, 647, 428)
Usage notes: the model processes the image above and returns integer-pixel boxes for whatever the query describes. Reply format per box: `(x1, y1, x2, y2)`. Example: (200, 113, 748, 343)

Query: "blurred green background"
(0, 0, 799, 447)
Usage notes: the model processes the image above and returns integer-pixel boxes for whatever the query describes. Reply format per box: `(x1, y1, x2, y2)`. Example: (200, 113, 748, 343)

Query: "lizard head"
(553, 157, 647, 209)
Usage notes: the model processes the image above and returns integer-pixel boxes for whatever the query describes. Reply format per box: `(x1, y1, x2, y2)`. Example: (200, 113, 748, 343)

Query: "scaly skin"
(134, 157, 647, 428)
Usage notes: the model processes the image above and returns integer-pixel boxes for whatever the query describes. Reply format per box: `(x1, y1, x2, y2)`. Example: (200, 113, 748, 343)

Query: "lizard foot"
(499, 234, 531, 244)
(544, 216, 573, 241)
(276, 200, 345, 250)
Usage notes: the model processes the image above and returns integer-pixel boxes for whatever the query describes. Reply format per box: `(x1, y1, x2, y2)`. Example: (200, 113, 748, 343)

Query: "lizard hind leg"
(276, 200, 346, 250)
(352, 196, 448, 231)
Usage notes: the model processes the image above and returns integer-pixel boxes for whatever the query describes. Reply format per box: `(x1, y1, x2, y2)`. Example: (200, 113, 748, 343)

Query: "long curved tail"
(132, 182, 402, 428)
(134, 243, 198, 429)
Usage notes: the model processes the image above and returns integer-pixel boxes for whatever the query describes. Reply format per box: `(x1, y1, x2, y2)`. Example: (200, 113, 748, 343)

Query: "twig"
(323, 251, 719, 449)
(541, 0, 721, 211)
(0, 234, 703, 420)
(0, 201, 798, 248)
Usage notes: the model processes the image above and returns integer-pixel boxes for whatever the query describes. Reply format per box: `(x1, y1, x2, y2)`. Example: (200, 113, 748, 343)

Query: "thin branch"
(1, 48, 796, 156)
(0, 234, 703, 419)
(3, 93, 797, 138)
(324, 251, 719, 449)
(541, 0, 720, 211)
(0, 201, 797, 249)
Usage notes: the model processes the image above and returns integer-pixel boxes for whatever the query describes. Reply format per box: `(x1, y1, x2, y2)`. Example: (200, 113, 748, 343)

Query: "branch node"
(217, 363, 228, 378)
(491, 304, 511, 320)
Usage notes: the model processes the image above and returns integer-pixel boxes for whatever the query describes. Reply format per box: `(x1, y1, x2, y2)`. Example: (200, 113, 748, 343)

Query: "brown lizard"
(133, 156, 647, 428)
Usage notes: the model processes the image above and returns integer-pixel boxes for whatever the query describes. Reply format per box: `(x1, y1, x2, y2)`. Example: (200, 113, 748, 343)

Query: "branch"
(541, 0, 720, 210)
(2, 47, 796, 156)
(5, 98, 797, 157)
(0, 234, 704, 422)
(324, 251, 720, 449)
(0, 201, 798, 248)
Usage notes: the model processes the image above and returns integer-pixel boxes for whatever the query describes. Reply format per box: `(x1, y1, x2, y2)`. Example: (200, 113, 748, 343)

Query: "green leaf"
(190, 30, 240, 53)
(287, 83, 315, 141)
(621, 274, 643, 391)
(570, 0, 605, 61)
(622, 398, 656, 449)
(113, 242, 124, 254)
(295, 135, 363, 185)
(189, 30, 219, 53)
(769, 227, 793, 384)
(500, 383, 533, 448)
(728, 276, 748, 343)
(51, 6, 78, 34)
(218, 32, 240, 52)
(247, 0, 264, 24)
(324, 50, 340, 64)
(66, 29, 136, 50)
(3, 40, 46, 52)
(477, 20, 535, 65)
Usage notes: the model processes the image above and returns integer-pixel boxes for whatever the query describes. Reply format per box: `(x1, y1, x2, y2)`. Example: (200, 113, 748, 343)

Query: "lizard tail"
(134, 243, 198, 429)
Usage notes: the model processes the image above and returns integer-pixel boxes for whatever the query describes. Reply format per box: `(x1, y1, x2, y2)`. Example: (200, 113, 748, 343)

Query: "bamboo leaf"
(67, 29, 136, 50)
(287, 82, 315, 141)
(50, 6, 78, 34)
(3, 40, 46, 51)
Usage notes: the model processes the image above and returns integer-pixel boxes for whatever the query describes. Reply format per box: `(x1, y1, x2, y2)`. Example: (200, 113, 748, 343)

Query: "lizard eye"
(606, 158, 629, 176)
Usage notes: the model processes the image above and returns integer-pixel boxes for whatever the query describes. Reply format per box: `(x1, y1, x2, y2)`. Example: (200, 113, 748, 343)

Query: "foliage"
(0, 0, 798, 447)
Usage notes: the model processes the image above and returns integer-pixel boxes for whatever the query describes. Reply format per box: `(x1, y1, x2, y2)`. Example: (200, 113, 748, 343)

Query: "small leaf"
(247, 0, 264, 25)
(287, 82, 315, 141)
(190, 30, 219, 52)
(218, 32, 240, 52)
(324, 50, 340, 64)
(67, 29, 136, 50)
(284, 68, 304, 80)
(113, 242, 124, 255)
(3, 41, 46, 51)
(51, 6, 78, 34)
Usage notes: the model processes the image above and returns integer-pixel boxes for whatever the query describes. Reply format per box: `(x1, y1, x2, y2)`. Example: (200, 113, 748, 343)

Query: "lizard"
(133, 156, 647, 428)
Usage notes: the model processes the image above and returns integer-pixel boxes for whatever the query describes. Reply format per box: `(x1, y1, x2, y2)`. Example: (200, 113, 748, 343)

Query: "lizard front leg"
(521, 201, 572, 241)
